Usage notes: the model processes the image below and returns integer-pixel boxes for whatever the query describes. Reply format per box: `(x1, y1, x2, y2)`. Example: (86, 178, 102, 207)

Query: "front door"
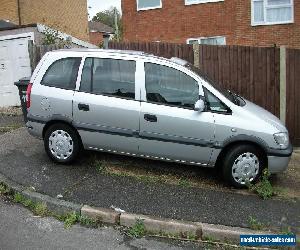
(73, 57, 140, 154)
(139, 62, 215, 166)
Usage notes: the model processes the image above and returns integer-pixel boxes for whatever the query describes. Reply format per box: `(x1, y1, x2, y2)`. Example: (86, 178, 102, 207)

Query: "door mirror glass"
(194, 99, 205, 112)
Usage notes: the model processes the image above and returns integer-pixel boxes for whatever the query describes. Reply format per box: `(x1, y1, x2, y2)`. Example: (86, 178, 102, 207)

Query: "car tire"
(222, 144, 265, 188)
(44, 123, 80, 164)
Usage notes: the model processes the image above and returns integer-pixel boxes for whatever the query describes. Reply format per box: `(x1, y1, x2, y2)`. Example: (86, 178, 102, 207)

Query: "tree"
(92, 7, 122, 41)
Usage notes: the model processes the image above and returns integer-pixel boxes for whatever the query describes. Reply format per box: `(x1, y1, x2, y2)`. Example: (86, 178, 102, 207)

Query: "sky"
(88, 0, 122, 19)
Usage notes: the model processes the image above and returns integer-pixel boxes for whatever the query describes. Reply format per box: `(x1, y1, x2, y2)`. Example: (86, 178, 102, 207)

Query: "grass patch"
(0, 124, 23, 133)
(128, 219, 146, 238)
(178, 178, 191, 188)
(93, 160, 108, 174)
(91, 158, 199, 190)
(248, 169, 274, 199)
(248, 216, 264, 230)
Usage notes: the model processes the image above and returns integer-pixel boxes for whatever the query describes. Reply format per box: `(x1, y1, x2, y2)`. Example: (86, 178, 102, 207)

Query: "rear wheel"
(44, 123, 80, 163)
(222, 144, 265, 188)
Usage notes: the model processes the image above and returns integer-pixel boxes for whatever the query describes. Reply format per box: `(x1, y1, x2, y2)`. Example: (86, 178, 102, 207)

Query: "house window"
(137, 0, 162, 11)
(187, 36, 226, 45)
(252, 0, 294, 25)
(185, 0, 224, 5)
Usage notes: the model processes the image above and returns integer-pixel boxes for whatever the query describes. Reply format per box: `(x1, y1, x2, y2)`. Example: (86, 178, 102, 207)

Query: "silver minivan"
(26, 49, 293, 187)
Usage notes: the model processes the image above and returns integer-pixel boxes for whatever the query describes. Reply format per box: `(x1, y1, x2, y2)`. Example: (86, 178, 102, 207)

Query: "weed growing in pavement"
(0, 183, 11, 195)
(128, 219, 146, 238)
(78, 216, 101, 228)
(2, 185, 100, 230)
(92, 159, 109, 174)
(186, 232, 197, 240)
(13, 192, 49, 217)
(34, 202, 48, 217)
(63, 212, 79, 229)
(248, 216, 264, 230)
(248, 169, 274, 199)
(13, 192, 25, 203)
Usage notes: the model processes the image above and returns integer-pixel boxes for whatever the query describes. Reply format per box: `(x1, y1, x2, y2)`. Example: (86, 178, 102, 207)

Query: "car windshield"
(185, 64, 245, 106)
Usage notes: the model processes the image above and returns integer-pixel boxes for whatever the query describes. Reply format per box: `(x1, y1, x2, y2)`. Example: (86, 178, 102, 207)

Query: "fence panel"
(28, 41, 68, 71)
(286, 48, 300, 145)
(198, 45, 280, 117)
(109, 41, 194, 64)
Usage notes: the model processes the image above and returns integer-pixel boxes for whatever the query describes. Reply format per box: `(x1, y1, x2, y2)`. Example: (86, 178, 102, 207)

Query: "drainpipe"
(17, 0, 21, 25)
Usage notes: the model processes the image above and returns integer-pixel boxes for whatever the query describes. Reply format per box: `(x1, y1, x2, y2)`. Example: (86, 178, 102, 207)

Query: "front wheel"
(222, 145, 265, 188)
(44, 123, 80, 164)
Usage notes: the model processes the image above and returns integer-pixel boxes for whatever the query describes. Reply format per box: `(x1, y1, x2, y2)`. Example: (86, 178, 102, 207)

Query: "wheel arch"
(42, 120, 83, 148)
(215, 136, 268, 169)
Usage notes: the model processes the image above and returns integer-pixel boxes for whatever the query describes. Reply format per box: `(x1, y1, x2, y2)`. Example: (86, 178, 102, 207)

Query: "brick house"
(0, 0, 89, 41)
(122, 0, 300, 48)
(89, 21, 114, 46)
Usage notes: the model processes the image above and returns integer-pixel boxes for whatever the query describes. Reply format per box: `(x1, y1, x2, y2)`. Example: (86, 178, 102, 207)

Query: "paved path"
(0, 128, 299, 234)
(0, 196, 201, 250)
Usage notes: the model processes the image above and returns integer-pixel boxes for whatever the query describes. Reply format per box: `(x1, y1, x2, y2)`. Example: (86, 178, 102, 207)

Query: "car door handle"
(144, 114, 157, 122)
(78, 103, 90, 111)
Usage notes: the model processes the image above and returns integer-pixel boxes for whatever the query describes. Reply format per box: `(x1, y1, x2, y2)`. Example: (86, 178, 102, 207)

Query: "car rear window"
(41, 57, 81, 90)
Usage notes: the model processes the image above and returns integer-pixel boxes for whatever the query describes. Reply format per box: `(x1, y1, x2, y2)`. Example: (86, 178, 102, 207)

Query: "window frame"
(186, 36, 226, 45)
(78, 57, 137, 101)
(251, 0, 294, 26)
(143, 61, 202, 110)
(203, 87, 232, 115)
(185, 0, 224, 5)
(40, 57, 82, 91)
(137, 0, 162, 11)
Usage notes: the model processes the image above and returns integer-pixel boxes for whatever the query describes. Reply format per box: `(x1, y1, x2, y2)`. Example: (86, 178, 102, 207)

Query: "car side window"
(41, 58, 81, 90)
(80, 57, 136, 99)
(145, 63, 199, 109)
(204, 88, 230, 114)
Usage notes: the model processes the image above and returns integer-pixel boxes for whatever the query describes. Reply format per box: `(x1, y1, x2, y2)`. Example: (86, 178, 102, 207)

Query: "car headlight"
(273, 132, 289, 149)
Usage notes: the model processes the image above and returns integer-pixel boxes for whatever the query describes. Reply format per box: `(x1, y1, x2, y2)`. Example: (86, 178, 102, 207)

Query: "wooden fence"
(28, 41, 68, 71)
(108, 41, 299, 145)
(197, 45, 280, 117)
(109, 41, 194, 64)
(286, 48, 300, 145)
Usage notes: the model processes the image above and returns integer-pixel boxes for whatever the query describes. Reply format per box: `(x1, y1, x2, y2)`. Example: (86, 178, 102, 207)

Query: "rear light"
(26, 83, 33, 109)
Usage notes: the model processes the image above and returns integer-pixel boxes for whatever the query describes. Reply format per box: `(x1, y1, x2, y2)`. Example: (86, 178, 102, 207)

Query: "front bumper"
(268, 155, 291, 173)
(267, 143, 293, 173)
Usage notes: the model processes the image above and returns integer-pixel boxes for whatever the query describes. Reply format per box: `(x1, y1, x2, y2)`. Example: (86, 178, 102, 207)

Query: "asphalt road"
(0, 128, 299, 235)
(0, 196, 201, 250)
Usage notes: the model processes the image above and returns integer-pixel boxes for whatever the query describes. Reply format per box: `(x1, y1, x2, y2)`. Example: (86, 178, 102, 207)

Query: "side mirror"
(194, 99, 205, 112)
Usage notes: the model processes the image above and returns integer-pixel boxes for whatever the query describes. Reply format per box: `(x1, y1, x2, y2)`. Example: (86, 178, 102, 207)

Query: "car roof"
(49, 48, 189, 66)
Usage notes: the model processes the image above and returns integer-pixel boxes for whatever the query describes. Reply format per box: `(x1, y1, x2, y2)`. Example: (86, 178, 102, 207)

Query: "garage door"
(0, 35, 32, 107)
